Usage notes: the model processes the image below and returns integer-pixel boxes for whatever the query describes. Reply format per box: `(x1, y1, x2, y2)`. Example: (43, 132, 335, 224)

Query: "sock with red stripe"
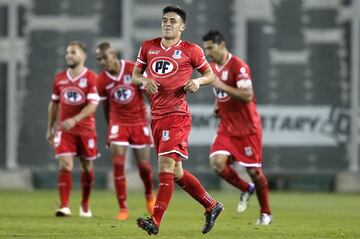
(175, 170, 216, 211)
(219, 164, 250, 192)
(113, 155, 127, 209)
(152, 172, 174, 226)
(81, 169, 94, 212)
(58, 169, 72, 208)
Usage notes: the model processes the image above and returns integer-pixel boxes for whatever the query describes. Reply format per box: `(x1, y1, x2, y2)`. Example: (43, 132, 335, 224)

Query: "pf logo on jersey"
(149, 57, 178, 78)
(63, 87, 85, 105)
(213, 87, 230, 102)
(111, 85, 134, 104)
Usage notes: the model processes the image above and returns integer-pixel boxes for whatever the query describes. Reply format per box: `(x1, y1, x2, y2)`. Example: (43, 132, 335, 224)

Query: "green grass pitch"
(0, 190, 359, 238)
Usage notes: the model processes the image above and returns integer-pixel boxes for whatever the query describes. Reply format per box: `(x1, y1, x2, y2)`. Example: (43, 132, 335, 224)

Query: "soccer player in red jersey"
(96, 42, 155, 220)
(46, 41, 99, 218)
(133, 5, 224, 235)
(203, 30, 272, 225)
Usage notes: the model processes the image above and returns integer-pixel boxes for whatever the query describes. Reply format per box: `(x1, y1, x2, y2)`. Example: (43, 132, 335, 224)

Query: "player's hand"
(60, 118, 77, 131)
(184, 79, 200, 93)
(142, 77, 160, 94)
(46, 128, 55, 145)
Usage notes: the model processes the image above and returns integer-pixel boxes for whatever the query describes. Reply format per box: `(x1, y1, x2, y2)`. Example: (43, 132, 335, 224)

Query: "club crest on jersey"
(212, 87, 230, 102)
(172, 50, 182, 59)
(244, 146, 253, 157)
(111, 85, 134, 104)
(123, 74, 132, 84)
(63, 87, 85, 105)
(79, 78, 87, 88)
(162, 130, 170, 141)
(149, 57, 178, 78)
(221, 71, 228, 81)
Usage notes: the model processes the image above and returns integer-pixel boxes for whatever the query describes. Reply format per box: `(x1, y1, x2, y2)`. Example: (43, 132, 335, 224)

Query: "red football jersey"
(135, 37, 210, 119)
(210, 53, 262, 137)
(97, 60, 148, 125)
(51, 67, 99, 135)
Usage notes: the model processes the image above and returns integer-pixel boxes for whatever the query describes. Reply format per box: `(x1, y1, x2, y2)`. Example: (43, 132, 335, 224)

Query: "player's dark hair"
(202, 30, 226, 44)
(163, 5, 186, 23)
(97, 42, 111, 52)
(68, 41, 87, 54)
(97, 42, 118, 57)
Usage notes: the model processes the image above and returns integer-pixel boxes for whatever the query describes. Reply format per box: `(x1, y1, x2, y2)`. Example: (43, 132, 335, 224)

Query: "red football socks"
(137, 161, 154, 198)
(219, 165, 250, 192)
(58, 169, 72, 208)
(175, 170, 216, 210)
(152, 172, 174, 226)
(113, 155, 127, 209)
(81, 169, 94, 212)
(249, 168, 271, 214)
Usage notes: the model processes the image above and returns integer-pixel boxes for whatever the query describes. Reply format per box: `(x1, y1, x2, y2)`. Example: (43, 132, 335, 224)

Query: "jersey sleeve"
(191, 44, 210, 73)
(96, 74, 108, 101)
(51, 76, 60, 103)
(135, 42, 148, 71)
(235, 62, 252, 89)
(87, 73, 100, 104)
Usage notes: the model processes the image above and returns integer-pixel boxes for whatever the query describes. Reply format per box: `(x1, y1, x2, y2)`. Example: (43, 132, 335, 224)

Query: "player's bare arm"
(47, 101, 59, 145)
(60, 102, 98, 131)
(212, 76, 253, 103)
(132, 66, 160, 94)
(184, 68, 214, 93)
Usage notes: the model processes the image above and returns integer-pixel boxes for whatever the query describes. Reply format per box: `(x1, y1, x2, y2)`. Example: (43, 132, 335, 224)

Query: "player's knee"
(158, 157, 176, 173)
(59, 158, 73, 171)
(210, 157, 225, 172)
(80, 160, 93, 172)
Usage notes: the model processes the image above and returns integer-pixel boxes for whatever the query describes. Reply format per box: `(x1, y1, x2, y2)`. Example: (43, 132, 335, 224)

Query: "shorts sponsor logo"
(143, 126, 150, 136)
(149, 57, 178, 78)
(54, 131, 62, 147)
(244, 146, 253, 157)
(162, 130, 170, 141)
(88, 139, 95, 149)
(111, 125, 119, 134)
(63, 87, 86, 105)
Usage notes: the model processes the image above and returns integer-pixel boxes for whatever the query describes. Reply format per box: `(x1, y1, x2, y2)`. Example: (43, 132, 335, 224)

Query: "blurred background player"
(96, 42, 155, 220)
(46, 41, 99, 218)
(202, 30, 272, 225)
(133, 6, 223, 235)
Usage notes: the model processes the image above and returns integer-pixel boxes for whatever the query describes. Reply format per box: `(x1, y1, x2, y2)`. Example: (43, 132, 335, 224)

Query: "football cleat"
(237, 183, 255, 213)
(137, 217, 159, 235)
(55, 207, 71, 217)
(116, 209, 129, 220)
(202, 202, 224, 234)
(79, 206, 93, 218)
(256, 213, 272, 225)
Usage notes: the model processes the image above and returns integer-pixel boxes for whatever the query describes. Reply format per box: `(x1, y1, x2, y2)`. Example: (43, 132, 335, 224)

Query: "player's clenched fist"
(184, 79, 200, 93)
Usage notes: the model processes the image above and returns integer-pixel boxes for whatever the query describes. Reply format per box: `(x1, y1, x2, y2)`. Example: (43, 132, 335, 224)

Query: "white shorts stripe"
(158, 150, 188, 159)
